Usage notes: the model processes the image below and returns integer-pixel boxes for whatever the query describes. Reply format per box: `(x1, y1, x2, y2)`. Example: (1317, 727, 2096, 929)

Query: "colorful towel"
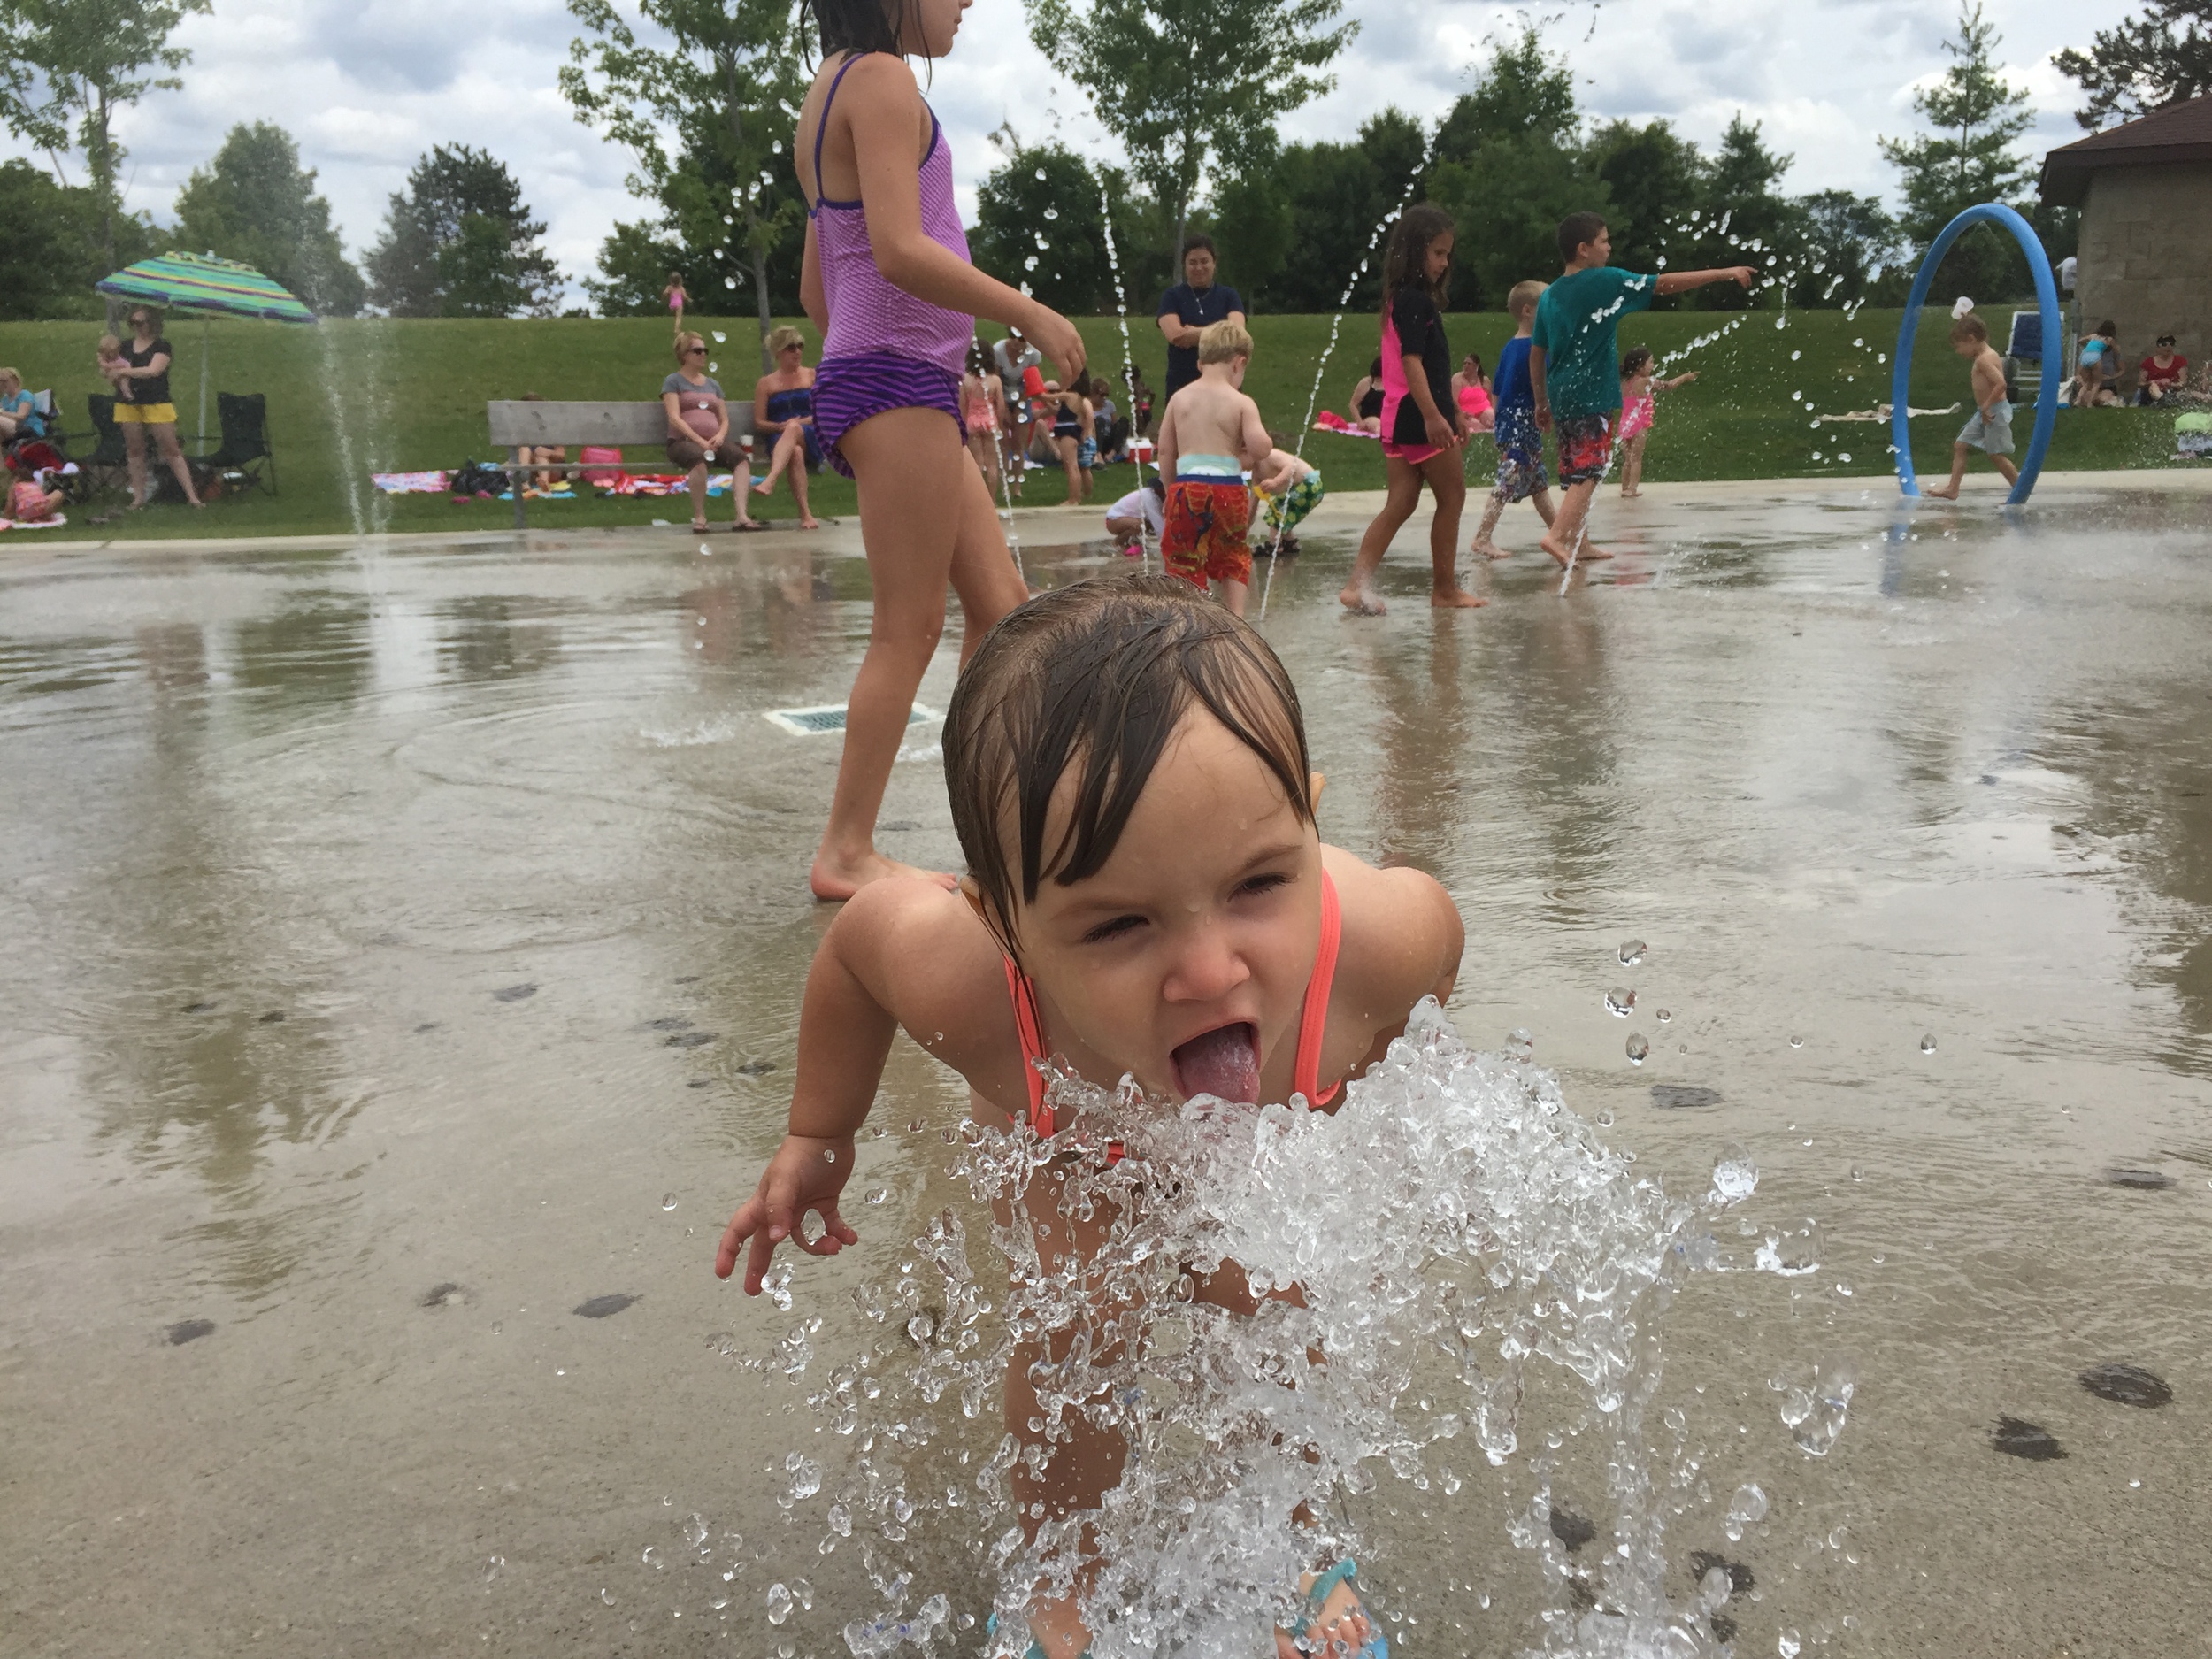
(1312, 411, 1379, 440)
(371, 470, 450, 495)
(0, 513, 67, 529)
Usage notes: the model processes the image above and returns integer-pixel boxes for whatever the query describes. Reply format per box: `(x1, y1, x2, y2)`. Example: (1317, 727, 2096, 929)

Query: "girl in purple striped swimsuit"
(795, 0, 1087, 902)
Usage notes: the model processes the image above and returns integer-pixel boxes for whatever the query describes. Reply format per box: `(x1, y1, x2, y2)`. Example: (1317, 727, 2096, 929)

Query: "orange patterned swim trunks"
(1162, 479, 1252, 588)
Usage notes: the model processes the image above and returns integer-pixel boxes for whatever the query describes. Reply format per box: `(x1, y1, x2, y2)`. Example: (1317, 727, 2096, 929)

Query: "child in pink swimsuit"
(715, 575, 1462, 1659)
(791, 4, 1087, 902)
(1616, 345, 1698, 497)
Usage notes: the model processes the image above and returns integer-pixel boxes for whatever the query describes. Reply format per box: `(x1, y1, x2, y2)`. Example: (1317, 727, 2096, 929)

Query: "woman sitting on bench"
(751, 326, 821, 530)
(664, 333, 759, 534)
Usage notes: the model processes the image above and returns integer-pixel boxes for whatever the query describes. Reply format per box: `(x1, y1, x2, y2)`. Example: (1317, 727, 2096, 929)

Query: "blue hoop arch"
(1892, 203, 2062, 505)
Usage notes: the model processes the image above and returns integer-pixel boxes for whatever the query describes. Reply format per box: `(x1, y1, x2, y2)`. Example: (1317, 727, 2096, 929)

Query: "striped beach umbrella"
(94, 253, 316, 441)
(96, 252, 318, 324)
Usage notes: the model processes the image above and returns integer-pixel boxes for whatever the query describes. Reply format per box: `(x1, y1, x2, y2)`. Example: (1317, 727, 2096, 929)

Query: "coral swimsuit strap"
(1002, 870, 1343, 1137)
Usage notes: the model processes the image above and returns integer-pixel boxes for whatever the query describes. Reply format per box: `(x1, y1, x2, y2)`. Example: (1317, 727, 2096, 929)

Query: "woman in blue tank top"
(753, 325, 824, 527)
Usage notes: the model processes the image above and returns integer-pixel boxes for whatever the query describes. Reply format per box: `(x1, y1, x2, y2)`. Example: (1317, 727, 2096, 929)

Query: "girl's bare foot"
(1469, 537, 1509, 560)
(1338, 583, 1386, 616)
(808, 849, 958, 902)
(1620, 487, 1641, 497)
(1432, 587, 1488, 608)
(1924, 483, 1960, 500)
(800, 515, 822, 530)
(1540, 534, 1573, 568)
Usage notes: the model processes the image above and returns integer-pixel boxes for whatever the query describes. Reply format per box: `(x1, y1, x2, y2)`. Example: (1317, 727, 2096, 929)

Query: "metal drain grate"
(763, 702, 941, 736)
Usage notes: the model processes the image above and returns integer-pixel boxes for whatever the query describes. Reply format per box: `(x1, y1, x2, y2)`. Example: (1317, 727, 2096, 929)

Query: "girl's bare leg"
(1340, 455, 1428, 614)
(1417, 449, 1479, 606)
(687, 463, 710, 530)
(154, 425, 202, 506)
(787, 431, 819, 528)
(1620, 435, 1645, 495)
(811, 412, 1026, 899)
(123, 422, 148, 507)
(1056, 436, 1080, 504)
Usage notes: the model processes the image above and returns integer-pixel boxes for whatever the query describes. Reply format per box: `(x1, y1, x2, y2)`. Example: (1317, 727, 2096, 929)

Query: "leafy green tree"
(1023, 0, 1356, 258)
(1586, 118, 1703, 280)
(1426, 29, 1609, 309)
(173, 122, 364, 316)
(1671, 115, 1808, 310)
(562, 0, 808, 357)
(1880, 3, 2035, 237)
(972, 134, 1122, 316)
(0, 0, 211, 274)
(365, 145, 561, 319)
(1879, 4, 2037, 303)
(0, 152, 150, 318)
(2054, 1, 2212, 127)
(1217, 109, 1426, 312)
(1794, 190, 1902, 306)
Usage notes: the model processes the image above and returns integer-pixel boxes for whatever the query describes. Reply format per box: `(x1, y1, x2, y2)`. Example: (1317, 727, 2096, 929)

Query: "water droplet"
(643, 1546, 664, 1569)
(1596, 1110, 1615, 1127)
(1618, 939, 1646, 965)
(1755, 1218, 1823, 1276)
(766, 1581, 793, 1624)
(711, 1593, 730, 1610)
(483, 1555, 504, 1584)
(600, 1587, 615, 1605)
(864, 1187, 888, 1205)
(1724, 1481, 1769, 1541)
(684, 1513, 710, 1548)
(1625, 1033, 1649, 1065)
(1711, 1145, 1758, 1203)
(1605, 987, 1636, 1017)
(1920, 1033, 1937, 1054)
(1034, 167, 1047, 180)
(662, 1193, 678, 1210)
(907, 1311, 935, 1343)
(1507, 1028, 1533, 1059)
(1788, 1035, 1803, 1049)
(1779, 1629, 1801, 1658)
(828, 1501, 852, 1536)
(823, 1149, 835, 1164)
(908, 1117, 926, 1133)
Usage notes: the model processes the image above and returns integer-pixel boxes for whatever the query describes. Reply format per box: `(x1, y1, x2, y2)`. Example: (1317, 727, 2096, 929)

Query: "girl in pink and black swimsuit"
(790, 0, 1086, 902)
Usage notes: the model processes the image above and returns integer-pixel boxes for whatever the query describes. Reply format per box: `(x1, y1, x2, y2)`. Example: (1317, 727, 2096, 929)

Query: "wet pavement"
(4, 475, 2209, 1655)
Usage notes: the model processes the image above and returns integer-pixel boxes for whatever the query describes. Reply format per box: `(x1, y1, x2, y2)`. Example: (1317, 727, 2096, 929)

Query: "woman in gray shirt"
(664, 333, 758, 532)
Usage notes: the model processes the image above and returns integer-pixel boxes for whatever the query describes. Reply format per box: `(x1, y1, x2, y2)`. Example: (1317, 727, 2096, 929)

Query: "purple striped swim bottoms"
(812, 351, 966, 478)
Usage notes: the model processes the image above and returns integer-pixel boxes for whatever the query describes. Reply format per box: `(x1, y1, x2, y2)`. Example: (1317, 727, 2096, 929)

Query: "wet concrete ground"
(4, 475, 2210, 1655)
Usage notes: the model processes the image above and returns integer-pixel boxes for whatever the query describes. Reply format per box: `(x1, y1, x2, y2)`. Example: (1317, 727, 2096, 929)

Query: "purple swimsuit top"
(810, 52, 975, 378)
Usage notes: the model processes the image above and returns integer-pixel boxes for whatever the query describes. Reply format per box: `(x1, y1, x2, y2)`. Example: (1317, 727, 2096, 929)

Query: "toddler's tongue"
(1171, 1023, 1260, 1104)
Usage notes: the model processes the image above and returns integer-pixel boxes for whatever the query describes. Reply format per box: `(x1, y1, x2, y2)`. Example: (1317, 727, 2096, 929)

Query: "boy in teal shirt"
(1532, 211, 1754, 569)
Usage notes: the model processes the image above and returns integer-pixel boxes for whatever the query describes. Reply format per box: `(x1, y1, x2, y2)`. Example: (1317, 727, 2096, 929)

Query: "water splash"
(710, 1003, 1858, 1659)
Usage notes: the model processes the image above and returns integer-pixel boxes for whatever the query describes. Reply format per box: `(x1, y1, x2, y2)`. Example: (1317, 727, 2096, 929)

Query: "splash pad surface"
(3, 478, 2209, 1656)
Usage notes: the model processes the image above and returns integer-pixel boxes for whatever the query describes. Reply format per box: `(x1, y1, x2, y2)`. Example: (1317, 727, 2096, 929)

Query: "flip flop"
(730, 520, 765, 532)
(689, 519, 710, 534)
(1290, 1561, 1387, 1659)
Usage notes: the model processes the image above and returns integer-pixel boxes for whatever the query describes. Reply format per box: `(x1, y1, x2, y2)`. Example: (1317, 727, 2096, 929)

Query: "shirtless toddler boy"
(1924, 312, 2019, 498)
(1156, 319, 1271, 615)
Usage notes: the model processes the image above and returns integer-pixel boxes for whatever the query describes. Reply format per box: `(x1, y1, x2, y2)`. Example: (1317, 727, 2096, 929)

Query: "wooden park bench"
(486, 399, 756, 529)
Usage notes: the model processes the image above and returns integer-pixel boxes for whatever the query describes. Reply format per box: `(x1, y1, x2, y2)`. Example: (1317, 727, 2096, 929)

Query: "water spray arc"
(1096, 182, 1152, 572)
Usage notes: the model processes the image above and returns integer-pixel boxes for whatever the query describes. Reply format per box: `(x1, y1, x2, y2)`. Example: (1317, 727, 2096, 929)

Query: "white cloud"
(2, 0, 2139, 303)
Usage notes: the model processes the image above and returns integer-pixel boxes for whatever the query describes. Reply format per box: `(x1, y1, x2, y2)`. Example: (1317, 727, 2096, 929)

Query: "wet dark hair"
(1619, 346, 1653, 377)
(943, 574, 1315, 956)
(1556, 211, 1608, 266)
(1382, 204, 1454, 306)
(802, 0, 927, 63)
(2097, 319, 2116, 337)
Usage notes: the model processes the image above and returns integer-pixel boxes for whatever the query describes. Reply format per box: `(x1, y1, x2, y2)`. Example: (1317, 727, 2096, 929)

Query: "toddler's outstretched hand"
(714, 1131, 860, 1294)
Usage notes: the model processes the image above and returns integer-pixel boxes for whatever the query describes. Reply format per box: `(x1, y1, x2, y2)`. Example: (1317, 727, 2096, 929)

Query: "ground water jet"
(702, 1004, 1857, 1659)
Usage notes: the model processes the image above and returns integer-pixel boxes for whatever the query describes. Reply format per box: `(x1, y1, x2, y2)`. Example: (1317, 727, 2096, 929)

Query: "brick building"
(2040, 94, 2212, 392)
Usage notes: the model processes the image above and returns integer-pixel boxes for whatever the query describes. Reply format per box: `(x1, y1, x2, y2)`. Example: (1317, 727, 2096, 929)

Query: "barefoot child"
(1616, 347, 1697, 498)
(1338, 204, 1484, 614)
(1156, 319, 1271, 616)
(1924, 311, 2019, 499)
(1468, 281, 1555, 560)
(717, 573, 1463, 1659)
(1532, 212, 1752, 570)
(1102, 472, 1164, 554)
(1253, 444, 1324, 557)
(793, 0, 1085, 899)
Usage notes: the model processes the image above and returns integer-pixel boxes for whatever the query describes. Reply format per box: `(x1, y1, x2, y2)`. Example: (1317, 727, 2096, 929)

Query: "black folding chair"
(202, 392, 276, 496)
(69, 395, 131, 497)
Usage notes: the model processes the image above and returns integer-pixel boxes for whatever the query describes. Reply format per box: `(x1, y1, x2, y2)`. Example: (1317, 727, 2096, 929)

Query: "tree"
(365, 145, 560, 318)
(1586, 119, 1703, 282)
(562, 0, 807, 357)
(0, 153, 152, 318)
(1671, 114, 1808, 310)
(1023, 0, 1356, 258)
(1879, 3, 2035, 241)
(173, 122, 363, 316)
(1795, 190, 1902, 306)
(0, 0, 211, 274)
(1427, 30, 1609, 309)
(972, 134, 1118, 316)
(1218, 109, 1426, 312)
(2055, 1, 2212, 127)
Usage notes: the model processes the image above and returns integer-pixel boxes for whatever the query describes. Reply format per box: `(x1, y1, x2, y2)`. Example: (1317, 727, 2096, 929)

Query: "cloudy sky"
(8, 0, 2136, 301)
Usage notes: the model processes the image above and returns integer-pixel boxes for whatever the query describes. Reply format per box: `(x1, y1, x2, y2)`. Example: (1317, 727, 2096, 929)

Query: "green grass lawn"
(0, 306, 2192, 541)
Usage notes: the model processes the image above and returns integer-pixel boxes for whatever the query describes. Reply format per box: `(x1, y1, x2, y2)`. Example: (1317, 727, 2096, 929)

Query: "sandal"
(689, 518, 710, 534)
(730, 520, 765, 532)
(1289, 1561, 1386, 1659)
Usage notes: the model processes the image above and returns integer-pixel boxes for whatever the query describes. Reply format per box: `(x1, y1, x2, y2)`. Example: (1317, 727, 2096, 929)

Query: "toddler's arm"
(1660, 371, 1698, 392)
(715, 883, 980, 1294)
(1237, 392, 1272, 473)
(1255, 447, 1310, 495)
(1156, 397, 1181, 484)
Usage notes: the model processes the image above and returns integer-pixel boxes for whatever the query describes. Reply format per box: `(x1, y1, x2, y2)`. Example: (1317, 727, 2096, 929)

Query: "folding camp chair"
(202, 392, 276, 496)
(2005, 311, 2045, 404)
(70, 395, 132, 496)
